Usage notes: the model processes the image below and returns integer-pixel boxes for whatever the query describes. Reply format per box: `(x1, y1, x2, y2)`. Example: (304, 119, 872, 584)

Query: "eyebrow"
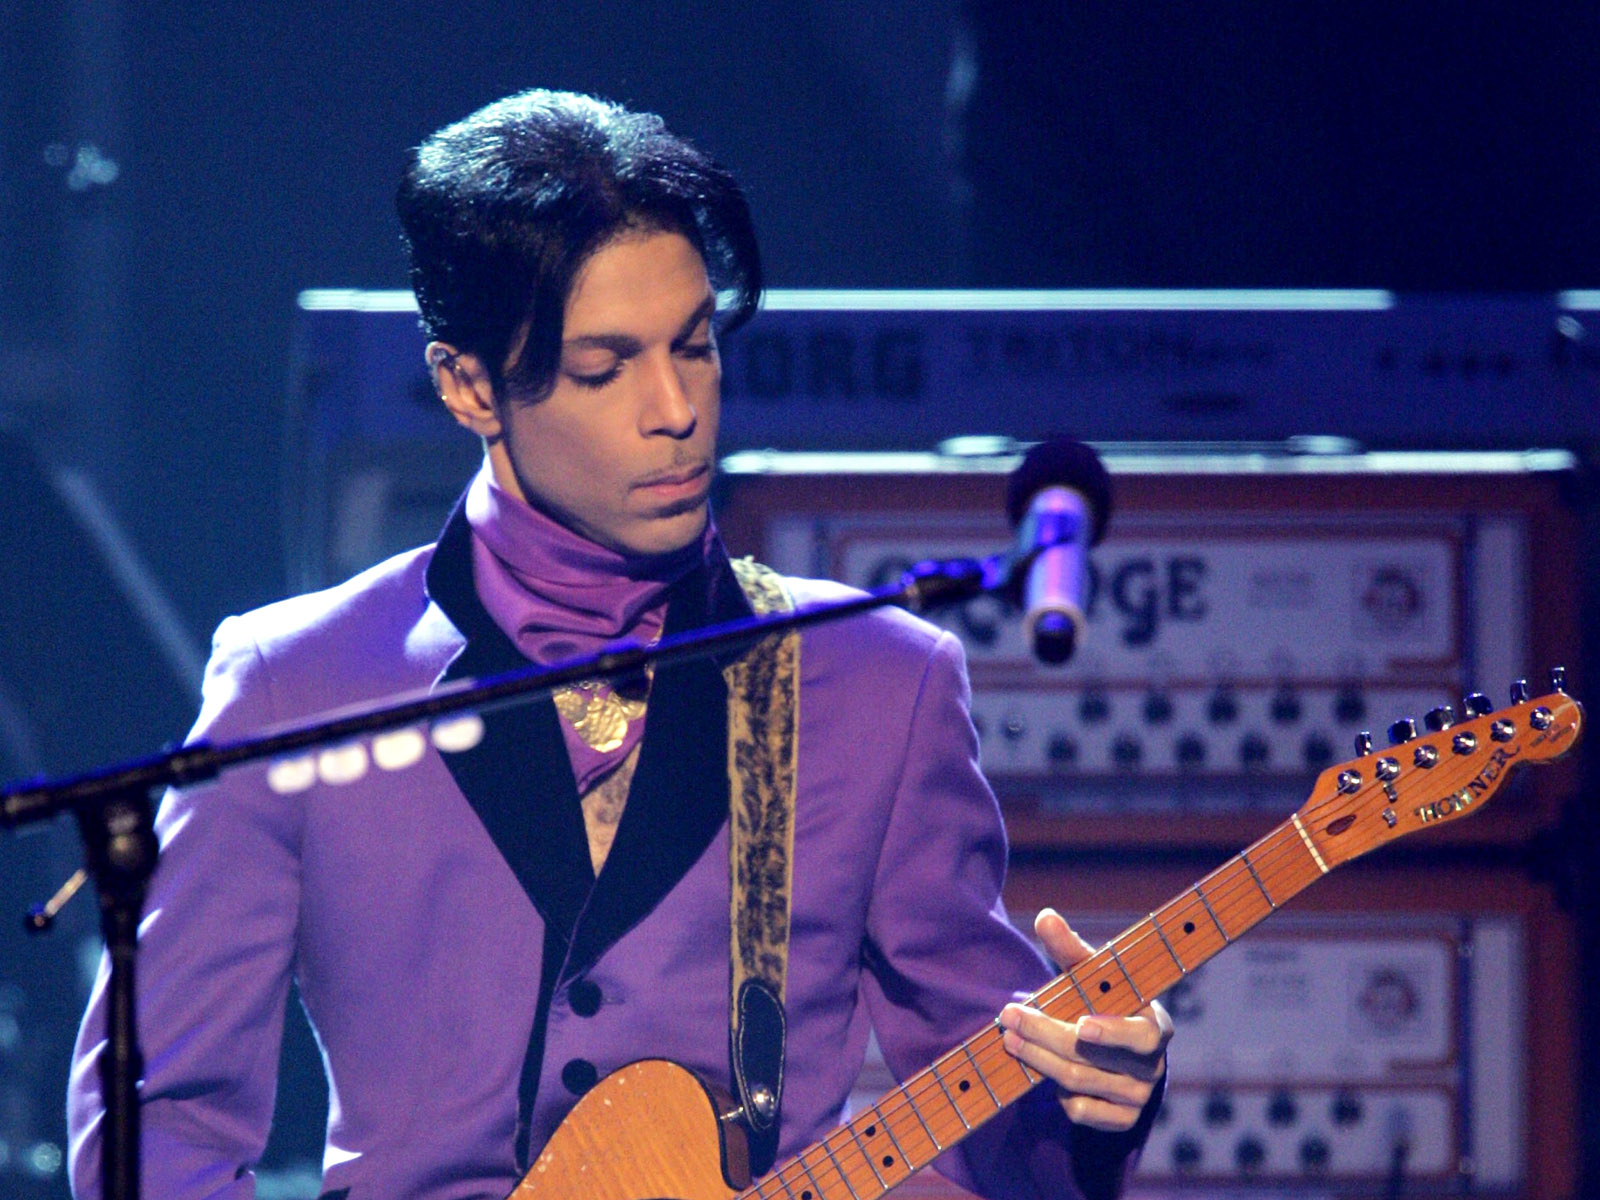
(562, 293, 717, 356)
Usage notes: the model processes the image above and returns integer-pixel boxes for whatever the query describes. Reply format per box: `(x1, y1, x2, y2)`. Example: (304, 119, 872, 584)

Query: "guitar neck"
(741, 816, 1326, 1200)
(738, 685, 1581, 1200)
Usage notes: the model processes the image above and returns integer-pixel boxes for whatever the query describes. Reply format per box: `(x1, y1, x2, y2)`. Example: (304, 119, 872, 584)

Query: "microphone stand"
(0, 550, 1018, 1200)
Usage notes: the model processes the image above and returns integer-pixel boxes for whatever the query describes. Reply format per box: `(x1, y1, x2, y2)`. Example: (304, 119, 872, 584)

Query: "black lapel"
(563, 541, 754, 980)
(425, 499, 595, 951)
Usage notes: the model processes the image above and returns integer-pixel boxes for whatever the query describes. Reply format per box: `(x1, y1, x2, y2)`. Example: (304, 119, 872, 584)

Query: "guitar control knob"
(1463, 692, 1492, 718)
(1551, 666, 1567, 693)
(1143, 692, 1175, 724)
(1510, 679, 1531, 704)
(1424, 705, 1455, 731)
(1387, 718, 1417, 745)
(1235, 1136, 1266, 1173)
(1354, 731, 1374, 756)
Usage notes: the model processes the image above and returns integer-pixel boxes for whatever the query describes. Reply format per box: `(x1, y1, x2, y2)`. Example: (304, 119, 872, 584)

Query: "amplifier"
(716, 446, 1583, 847)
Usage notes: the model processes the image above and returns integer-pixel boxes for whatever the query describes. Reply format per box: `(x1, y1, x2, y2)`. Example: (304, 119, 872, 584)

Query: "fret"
(1067, 972, 1098, 1014)
(789, 1148, 831, 1200)
(959, 1043, 1003, 1109)
(762, 1165, 801, 1200)
(866, 1103, 917, 1176)
(1240, 849, 1277, 909)
(931, 1066, 973, 1131)
(819, 1137, 862, 1200)
(1193, 883, 1231, 942)
(1150, 913, 1187, 974)
(845, 1125, 887, 1190)
(901, 1084, 945, 1153)
(1107, 943, 1146, 1006)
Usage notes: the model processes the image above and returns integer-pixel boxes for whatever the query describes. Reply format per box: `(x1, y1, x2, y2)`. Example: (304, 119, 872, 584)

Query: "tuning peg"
(1551, 666, 1568, 694)
(1462, 693, 1492, 718)
(1510, 679, 1531, 704)
(1424, 705, 1455, 731)
(1354, 731, 1374, 756)
(1387, 718, 1417, 745)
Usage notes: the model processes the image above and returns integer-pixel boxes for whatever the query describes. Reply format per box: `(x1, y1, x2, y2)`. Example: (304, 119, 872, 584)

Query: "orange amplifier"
(716, 445, 1584, 849)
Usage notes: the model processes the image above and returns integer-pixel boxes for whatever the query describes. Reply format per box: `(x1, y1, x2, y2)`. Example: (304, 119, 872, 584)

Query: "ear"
(428, 341, 502, 439)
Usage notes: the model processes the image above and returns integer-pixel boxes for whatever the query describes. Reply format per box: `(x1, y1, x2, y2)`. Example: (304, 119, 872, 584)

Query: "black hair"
(396, 89, 762, 401)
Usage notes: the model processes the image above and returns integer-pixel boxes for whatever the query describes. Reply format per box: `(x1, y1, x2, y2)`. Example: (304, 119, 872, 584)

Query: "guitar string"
(744, 707, 1546, 1200)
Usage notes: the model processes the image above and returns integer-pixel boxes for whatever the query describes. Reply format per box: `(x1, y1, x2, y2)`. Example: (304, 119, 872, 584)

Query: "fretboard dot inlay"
(883, 1156, 895, 1168)
(1098, 980, 1111, 993)
(865, 1125, 876, 1137)
(1183, 921, 1196, 934)
(958, 1079, 970, 1092)
(802, 1192, 812, 1199)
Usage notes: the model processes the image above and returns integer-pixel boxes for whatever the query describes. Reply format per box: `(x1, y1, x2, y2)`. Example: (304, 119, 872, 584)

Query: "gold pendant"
(553, 681, 647, 753)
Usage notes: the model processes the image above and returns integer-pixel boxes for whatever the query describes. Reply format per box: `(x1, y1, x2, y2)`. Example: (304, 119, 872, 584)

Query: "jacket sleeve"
(858, 629, 1154, 1200)
(68, 616, 304, 1200)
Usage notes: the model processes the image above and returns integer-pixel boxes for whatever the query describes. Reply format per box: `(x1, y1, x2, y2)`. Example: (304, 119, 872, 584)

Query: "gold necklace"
(553, 673, 650, 753)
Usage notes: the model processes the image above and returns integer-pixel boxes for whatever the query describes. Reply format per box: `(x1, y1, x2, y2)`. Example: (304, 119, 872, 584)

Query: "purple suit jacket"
(68, 506, 1141, 1199)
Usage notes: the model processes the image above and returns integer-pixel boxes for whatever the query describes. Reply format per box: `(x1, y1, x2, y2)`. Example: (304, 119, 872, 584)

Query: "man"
(69, 90, 1169, 1200)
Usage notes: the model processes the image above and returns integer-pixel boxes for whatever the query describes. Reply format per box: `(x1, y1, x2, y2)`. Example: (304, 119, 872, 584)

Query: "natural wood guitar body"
(509, 1059, 745, 1200)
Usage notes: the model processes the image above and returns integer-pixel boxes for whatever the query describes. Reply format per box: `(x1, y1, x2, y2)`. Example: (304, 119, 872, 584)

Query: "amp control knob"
(1299, 1136, 1331, 1173)
(1203, 1091, 1234, 1126)
(1171, 1136, 1202, 1172)
(1235, 1136, 1266, 1173)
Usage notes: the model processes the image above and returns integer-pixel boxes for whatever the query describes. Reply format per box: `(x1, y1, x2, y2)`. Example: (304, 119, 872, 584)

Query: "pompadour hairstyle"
(397, 89, 762, 401)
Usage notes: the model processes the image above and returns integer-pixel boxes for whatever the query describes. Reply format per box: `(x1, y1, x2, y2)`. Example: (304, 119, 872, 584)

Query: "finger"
(1078, 1011, 1170, 1059)
(1059, 1092, 1146, 1133)
(1000, 1026, 1156, 1110)
(1033, 908, 1096, 968)
(999, 1003, 1082, 1062)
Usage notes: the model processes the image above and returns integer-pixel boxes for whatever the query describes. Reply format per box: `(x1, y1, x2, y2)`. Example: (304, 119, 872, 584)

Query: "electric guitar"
(509, 677, 1584, 1200)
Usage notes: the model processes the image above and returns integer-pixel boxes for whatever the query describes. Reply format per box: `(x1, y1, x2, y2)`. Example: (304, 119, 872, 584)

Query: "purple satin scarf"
(464, 463, 710, 792)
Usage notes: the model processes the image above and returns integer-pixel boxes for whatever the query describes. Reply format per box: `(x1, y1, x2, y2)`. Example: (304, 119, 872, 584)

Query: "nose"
(639, 349, 697, 438)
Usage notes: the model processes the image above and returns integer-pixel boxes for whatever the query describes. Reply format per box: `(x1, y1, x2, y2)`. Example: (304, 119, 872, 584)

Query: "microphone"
(1005, 439, 1113, 665)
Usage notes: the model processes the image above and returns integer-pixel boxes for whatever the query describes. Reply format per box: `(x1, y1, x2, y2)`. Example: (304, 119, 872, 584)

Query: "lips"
(634, 462, 710, 494)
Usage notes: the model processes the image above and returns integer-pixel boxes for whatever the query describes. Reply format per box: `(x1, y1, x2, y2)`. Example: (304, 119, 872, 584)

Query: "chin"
(617, 505, 708, 558)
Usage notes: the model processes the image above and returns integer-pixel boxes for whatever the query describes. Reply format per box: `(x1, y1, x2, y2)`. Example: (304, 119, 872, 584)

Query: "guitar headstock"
(1296, 670, 1583, 870)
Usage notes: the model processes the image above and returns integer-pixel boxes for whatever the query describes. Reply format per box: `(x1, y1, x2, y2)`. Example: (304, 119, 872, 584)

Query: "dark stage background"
(1, 2, 1597, 1198)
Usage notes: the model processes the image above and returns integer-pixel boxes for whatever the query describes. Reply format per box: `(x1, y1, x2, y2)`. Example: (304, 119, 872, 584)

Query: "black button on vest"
(561, 1058, 599, 1096)
(568, 978, 602, 1017)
